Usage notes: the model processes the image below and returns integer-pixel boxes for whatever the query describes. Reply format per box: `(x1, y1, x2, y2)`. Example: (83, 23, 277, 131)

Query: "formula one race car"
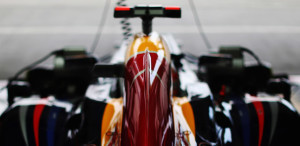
(0, 5, 299, 146)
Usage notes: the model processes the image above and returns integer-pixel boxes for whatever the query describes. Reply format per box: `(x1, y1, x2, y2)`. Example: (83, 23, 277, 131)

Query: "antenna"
(90, 0, 111, 53)
(188, 0, 213, 51)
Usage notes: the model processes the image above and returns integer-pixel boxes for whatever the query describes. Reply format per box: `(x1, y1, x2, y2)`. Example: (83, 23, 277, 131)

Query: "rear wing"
(114, 5, 181, 18)
(114, 5, 181, 35)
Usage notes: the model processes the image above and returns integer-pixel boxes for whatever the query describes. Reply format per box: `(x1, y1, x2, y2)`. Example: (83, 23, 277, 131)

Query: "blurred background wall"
(0, 0, 299, 79)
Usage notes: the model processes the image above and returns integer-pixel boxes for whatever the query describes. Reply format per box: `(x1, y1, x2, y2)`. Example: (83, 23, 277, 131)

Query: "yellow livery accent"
(101, 98, 123, 146)
(181, 102, 196, 136)
(173, 97, 196, 136)
(125, 32, 171, 63)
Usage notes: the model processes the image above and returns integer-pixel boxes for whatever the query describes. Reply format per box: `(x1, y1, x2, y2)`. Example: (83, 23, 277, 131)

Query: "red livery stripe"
(253, 101, 264, 146)
(33, 103, 46, 146)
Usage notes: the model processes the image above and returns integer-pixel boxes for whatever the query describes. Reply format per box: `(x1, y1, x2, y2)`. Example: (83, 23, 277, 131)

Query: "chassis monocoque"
(0, 5, 299, 146)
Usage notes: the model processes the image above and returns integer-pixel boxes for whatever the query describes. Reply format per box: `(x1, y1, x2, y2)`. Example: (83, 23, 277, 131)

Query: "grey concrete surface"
(0, 0, 300, 79)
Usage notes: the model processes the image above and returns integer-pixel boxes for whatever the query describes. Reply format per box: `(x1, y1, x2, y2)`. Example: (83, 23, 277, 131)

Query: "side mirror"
(93, 63, 124, 78)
